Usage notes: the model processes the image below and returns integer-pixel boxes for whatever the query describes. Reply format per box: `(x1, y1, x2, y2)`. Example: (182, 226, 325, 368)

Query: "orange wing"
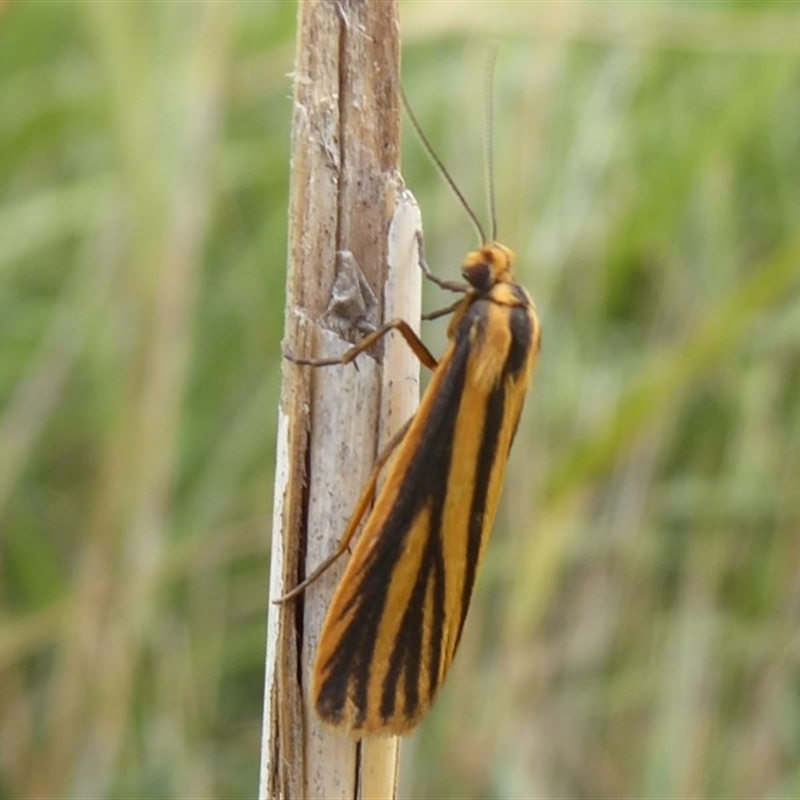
(313, 273, 540, 735)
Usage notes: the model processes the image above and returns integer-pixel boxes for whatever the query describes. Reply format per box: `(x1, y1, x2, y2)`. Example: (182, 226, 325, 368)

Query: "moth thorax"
(462, 242, 516, 290)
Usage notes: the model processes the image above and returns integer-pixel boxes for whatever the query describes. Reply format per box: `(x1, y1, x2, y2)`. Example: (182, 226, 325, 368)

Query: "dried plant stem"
(259, 2, 419, 798)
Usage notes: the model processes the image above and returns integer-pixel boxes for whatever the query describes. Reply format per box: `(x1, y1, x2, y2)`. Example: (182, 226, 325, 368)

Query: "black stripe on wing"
(314, 316, 471, 727)
(316, 295, 534, 729)
(455, 300, 534, 643)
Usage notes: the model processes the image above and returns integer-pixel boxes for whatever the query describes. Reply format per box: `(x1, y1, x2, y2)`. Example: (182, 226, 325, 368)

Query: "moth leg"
(422, 297, 464, 322)
(286, 317, 438, 371)
(414, 230, 468, 294)
(273, 416, 413, 604)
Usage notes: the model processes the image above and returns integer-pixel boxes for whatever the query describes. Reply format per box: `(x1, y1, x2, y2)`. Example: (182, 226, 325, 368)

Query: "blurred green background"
(2, 2, 799, 798)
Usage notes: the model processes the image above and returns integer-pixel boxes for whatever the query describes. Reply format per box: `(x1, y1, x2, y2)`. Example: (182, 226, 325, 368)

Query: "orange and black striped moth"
(276, 85, 541, 736)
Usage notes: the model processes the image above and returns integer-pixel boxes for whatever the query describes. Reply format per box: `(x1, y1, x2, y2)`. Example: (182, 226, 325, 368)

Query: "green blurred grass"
(1, 2, 799, 798)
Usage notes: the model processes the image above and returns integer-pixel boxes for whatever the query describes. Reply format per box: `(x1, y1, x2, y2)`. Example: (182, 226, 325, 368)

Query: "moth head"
(461, 243, 516, 291)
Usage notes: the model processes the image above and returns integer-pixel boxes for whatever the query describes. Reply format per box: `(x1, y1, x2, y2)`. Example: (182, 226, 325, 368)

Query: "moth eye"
(463, 261, 491, 290)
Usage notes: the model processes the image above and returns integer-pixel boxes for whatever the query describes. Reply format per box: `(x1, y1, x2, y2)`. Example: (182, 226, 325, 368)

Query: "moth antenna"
(485, 45, 499, 243)
(400, 86, 487, 246)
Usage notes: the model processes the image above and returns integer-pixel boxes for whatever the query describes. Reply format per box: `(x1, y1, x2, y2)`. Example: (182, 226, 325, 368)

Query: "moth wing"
(313, 298, 536, 735)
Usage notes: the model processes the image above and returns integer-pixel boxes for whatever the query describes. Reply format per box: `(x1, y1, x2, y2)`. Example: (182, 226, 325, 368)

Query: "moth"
(278, 84, 541, 736)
